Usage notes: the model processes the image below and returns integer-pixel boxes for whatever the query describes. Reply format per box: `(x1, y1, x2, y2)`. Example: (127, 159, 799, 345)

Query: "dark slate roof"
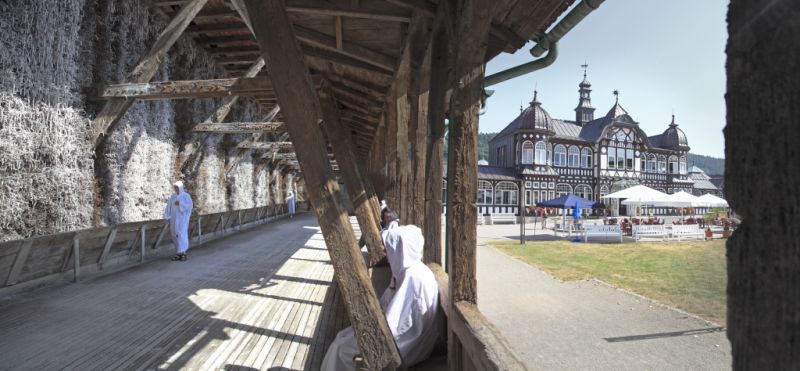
(578, 102, 633, 142)
(477, 166, 518, 181)
(551, 119, 588, 142)
(659, 116, 689, 150)
(648, 134, 663, 147)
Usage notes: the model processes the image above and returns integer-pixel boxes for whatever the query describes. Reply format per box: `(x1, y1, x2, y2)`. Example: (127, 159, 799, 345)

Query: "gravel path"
(475, 223, 732, 370)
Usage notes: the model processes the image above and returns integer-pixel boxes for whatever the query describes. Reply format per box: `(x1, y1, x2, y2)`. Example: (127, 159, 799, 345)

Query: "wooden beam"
(238, 141, 294, 150)
(303, 46, 394, 78)
(243, 1, 402, 369)
(192, 121, 284, 133)
(95, 76, 275, 100)
(294, 25, 396, 72)
(335, 16, 344, 50)
(320, 81, 386, 266)
(424, 15, 448, 265)
(286, 0, 411, 22)
(89, 0, 209, 148)
(446, 0, 495, 369)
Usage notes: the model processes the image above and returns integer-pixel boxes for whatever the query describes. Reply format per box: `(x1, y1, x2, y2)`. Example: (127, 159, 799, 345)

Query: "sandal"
(171, 254, 182, 261)
(179, 254, 188, 261)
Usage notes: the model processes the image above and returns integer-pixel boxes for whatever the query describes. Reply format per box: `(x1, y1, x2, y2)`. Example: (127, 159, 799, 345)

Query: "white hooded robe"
(286, 192, 296, 215)
(163, 182, 194, 254)
(322, 225, 439, 370)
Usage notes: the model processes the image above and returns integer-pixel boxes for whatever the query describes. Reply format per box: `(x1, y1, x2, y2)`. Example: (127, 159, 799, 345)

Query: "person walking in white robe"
(286, 191, 296, 218)
(322, 225, 439, 370)
(163, 180, 193, 261)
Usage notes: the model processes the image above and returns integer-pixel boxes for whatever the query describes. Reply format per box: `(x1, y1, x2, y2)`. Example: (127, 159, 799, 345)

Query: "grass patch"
(491, 239, 727, 324)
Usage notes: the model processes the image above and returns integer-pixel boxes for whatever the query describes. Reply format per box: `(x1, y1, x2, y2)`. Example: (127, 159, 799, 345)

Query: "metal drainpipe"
(483, 0, 605, 87)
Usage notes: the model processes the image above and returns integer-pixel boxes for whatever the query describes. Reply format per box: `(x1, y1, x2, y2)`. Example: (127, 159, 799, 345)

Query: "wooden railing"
(428, 263, 528, 371)
(0, 202, 307, 292)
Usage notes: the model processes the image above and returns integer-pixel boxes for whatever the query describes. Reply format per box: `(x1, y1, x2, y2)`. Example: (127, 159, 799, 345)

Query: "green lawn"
(491, 239, 727, 324)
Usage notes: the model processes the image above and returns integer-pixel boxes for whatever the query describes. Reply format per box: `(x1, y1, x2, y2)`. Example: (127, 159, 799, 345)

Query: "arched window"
(581, 148, 592, 168)
(494, 181, 518, 205)
(599, 185, 609, 199)
(669, 155, 679, 174)
(658, 155, 667, 174)
(679, 155, 687, 175)
(567, 146, 580, 167)
(477, 181, 493, 204)
(647, 154, 657, 172)
(575, 184, 593, 200)
(607, 146, 616, 169)
(535, 141, 546, 165)
(554, 145, 567, 167)
(521, 141, 534, 164)
(556, 183, 573, 197)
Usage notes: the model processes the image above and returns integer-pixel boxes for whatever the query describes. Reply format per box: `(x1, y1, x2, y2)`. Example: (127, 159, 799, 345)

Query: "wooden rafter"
(295, 25, 395, 72)
(192, 121, 284, 133)
(95, 77, 275, 100)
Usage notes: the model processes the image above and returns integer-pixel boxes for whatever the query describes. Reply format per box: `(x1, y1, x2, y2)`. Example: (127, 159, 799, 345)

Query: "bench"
(670, 225, 705, 241)
(490, 213, 516, 224)
(632, 225, 668, 241)
(583, 225, 623, 243)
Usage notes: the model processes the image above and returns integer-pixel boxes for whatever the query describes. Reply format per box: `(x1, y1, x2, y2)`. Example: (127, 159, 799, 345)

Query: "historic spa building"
(478, 74, 694, 215)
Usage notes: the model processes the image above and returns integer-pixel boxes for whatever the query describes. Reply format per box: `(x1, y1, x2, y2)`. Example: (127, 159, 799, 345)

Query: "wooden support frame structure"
(242, 1, 402, 369)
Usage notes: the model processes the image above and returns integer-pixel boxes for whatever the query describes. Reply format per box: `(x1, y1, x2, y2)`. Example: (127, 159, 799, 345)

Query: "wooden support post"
(726, 1, 800, 368)
(423, 16, 449, 265)
(140, 225, 147, 263)
(98, 227, 118, 269)
(243, 1, 403, 369)
(153, 223, 167, 250)
(72, 234, 81, 283)
(5, 239, 33, 286)
(237, 211, 243, 230)
(445, 0, 494, 369)
(89, 0, 209, 147)
(319, 81, 386, 265)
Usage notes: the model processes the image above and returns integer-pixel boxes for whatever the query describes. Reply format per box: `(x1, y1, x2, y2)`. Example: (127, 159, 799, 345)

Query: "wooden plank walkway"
(0, 213, 350, 370)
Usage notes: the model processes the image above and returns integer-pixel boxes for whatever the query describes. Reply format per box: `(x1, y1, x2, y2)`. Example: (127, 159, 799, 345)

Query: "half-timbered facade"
(484, 75, 694, 212)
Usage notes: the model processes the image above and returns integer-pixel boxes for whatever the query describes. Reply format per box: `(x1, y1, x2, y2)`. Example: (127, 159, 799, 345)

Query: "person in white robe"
(322, 225, 439, 370)
(286, 191, 296, 218)
(163, 180, 193, 261)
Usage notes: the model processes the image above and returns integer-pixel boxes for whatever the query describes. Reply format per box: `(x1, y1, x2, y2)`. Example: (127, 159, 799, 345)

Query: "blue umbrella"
(573, 200, 582, 220)
(537, 194, 596, 209)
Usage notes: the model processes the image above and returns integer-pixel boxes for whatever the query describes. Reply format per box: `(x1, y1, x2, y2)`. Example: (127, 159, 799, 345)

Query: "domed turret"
(660, 115, 689, 150)
(518, 91, 554, 131)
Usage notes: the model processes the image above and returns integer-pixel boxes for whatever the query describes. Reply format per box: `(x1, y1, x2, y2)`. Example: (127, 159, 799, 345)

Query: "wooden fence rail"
(0, 202, 307, 292)
(428, 263, 528, 371)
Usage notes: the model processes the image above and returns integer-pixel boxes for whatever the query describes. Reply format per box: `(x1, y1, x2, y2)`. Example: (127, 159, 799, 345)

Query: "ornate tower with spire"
(574, 63, 595, 126)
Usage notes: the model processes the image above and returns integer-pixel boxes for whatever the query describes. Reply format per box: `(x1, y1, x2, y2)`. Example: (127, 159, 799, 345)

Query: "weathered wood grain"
(192, 121, 285, 133)
(95, 76, 275, 100)
(242, 0, 403, 369)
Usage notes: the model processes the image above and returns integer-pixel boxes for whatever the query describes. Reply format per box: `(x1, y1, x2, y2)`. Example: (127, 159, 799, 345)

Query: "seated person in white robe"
(322, 225, 439, 370)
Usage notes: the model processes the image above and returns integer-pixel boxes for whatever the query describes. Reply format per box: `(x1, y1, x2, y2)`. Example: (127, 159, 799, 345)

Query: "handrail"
(428, 263, 528, 371)
(0, 202, 307, 292)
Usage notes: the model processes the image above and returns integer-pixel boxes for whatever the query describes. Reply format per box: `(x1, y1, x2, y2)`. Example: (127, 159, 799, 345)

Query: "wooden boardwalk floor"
(0, 213, 349, 371)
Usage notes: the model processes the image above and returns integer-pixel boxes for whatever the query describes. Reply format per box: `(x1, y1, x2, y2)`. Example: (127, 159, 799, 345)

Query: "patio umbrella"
(697, 193, 729, 208)
(604, 185, 670, 203)
(625, 190, 702, 207)
(537, 194, 596, 209)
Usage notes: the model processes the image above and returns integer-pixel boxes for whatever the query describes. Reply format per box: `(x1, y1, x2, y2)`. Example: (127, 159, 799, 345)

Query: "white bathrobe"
(163, 184, 193, 254)
(322, 225, 439, 370)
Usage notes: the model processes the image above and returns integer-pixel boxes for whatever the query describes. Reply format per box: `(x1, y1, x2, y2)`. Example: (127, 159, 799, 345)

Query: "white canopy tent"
(603, 185, 670, 216)
(623, 190, 704, 208)
(697, 193, 730, 207)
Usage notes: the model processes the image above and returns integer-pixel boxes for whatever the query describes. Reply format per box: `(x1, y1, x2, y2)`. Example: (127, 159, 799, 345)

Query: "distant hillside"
(443, 132, 497, 161)
(688, 153, 724, 176)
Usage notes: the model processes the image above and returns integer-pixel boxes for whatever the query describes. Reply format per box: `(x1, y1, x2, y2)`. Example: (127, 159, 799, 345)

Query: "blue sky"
(482, 0, 728, 158)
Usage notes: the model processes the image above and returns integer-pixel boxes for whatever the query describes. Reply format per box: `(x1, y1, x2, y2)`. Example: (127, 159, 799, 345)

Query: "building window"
(608, 147, 616, 169)
(679, 155, 687, 175)
(575, 184, 593, 200)
(568, 146, 580, 168)
(581, 148, 592, 168)
(521, 141, 534, 164)
(549, 182, 555, 189)
(554, 145, 567, 167)
(533, 182, 539, 188)
(669, 155, 678, 174)
(658, 155, 667, 173)
(599, 185, 609, 199)
(647, 154, 657, 173)
(494, 181, 518, 205)
(477, 181, 493, 205)
(534, 141, 546, 165)
(556, 183, 573, 197)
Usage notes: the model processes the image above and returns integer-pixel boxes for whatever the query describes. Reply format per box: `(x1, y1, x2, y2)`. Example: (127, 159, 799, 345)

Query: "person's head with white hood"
(321, 225, 440, 370)
(173, 180, 184, 195)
